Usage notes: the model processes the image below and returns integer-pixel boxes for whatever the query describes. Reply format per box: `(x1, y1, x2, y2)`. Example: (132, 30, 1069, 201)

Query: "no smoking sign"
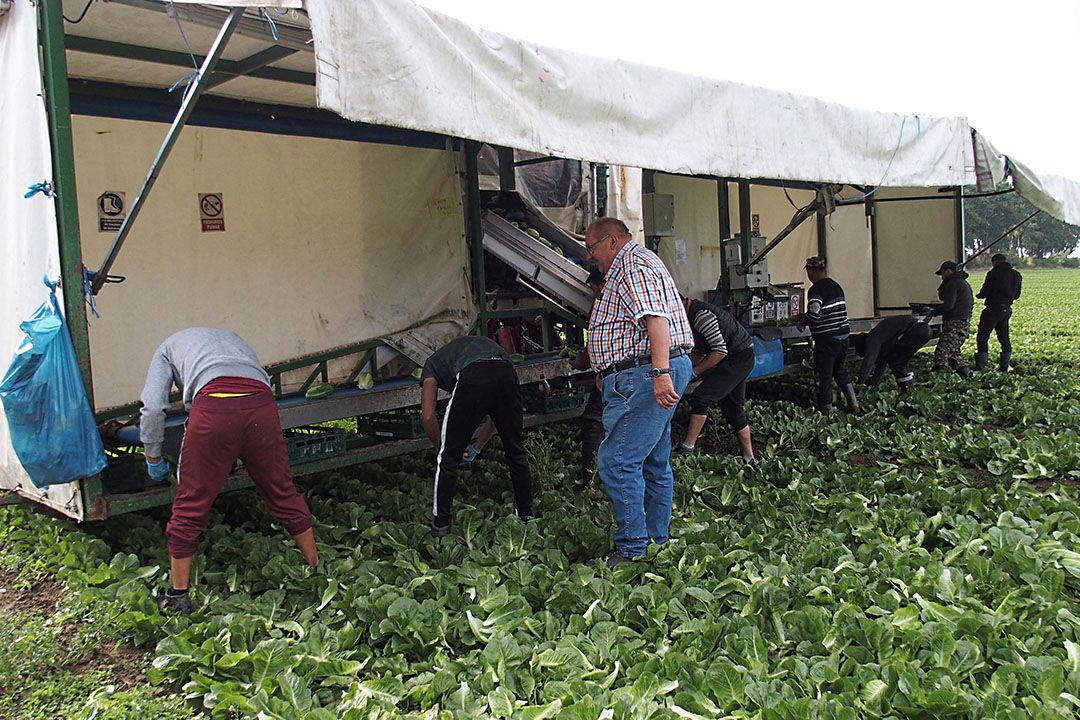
(198, 192, 225, 232)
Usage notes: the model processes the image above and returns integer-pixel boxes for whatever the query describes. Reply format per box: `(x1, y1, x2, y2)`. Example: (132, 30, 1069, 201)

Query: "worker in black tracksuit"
(420, 336, 533, 536)
(799, 257, 861, 415)
(855, 315, 932, 392)
(975, 253, 1023, 371)
(677, 296, 756, 459)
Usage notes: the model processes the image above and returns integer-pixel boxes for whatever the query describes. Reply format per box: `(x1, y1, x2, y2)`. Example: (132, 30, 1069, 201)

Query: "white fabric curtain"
(306, 0, 974, 188)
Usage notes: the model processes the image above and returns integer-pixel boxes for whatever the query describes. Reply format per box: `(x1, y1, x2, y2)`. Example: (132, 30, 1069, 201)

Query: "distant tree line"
(964, 189, 1080, 268)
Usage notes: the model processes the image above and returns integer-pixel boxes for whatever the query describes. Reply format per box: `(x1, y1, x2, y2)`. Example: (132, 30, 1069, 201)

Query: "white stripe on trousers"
(432, 372, 460, 517)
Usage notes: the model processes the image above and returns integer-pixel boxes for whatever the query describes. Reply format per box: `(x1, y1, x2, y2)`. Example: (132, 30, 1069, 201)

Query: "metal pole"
(953, 186, 965, 262)
(959, 210, 1040, 269)
(464, 141, 486, 335)
(497, 146, 516, 191)
(91, 7, 244, 294)
(868, 195, 880, 314)
(39, 0, 94, 396)
(738, 179, 752, 260)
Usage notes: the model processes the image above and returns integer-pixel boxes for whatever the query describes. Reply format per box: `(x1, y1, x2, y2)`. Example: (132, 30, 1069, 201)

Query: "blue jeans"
(597, 354, 692, 558)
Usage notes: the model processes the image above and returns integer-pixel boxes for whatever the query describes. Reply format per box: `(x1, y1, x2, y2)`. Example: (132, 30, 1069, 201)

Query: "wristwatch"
(650, 367, 671, 378)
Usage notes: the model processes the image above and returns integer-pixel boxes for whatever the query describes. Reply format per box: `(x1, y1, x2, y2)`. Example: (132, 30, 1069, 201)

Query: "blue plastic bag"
(748, 336, 785, 379)
(0, 278, 107, 487)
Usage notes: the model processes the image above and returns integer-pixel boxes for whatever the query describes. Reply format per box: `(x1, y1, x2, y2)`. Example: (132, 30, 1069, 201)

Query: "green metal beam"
(465, 141, 486, 335)
(716, 179, 730, 305)
(65, 35, 315, 87)
(816, 210, 827, 258)
(738, 179, 752, 259)
(953, 186, 965, 262)
(869, 195, 881, 314)
(40, 2, 93, 397)
(206, 45, 299, 89)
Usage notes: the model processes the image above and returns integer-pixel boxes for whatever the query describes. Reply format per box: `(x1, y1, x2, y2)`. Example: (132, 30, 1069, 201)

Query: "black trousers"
(579, 385, 605, 480)
(433, 360, 532, 525)
(686, 346, 755, 431)
(813, 335, 850, 410)
(976, 305, 1012, 354)
(866, 323, 932, 385)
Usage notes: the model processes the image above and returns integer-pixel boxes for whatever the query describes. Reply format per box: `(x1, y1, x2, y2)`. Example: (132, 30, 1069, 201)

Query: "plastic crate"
(524, 388, 588, 414)
(356, 409, 426, 438)
(285, 426, 347, 464)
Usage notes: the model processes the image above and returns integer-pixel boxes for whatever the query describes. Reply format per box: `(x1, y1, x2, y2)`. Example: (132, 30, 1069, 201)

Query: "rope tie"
(260, 9, 280, 41)
(24, 181, 56, 199)
(81, 267, 101, 319)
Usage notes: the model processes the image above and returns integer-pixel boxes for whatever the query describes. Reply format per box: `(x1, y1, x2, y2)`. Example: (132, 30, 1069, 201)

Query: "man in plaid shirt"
(584, 218, 694, 568)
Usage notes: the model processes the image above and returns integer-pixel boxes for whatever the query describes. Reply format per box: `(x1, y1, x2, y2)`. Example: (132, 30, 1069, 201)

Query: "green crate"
(285, 426, 347, 464)
(524, 389, 588, 414)
(357, 409, 426, 438)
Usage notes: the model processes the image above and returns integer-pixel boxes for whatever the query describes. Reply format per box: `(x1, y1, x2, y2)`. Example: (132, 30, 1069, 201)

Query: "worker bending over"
(855, 314, 932, 392)
(677, 295, 756, 460)
(420, 335, 533, 537)
(140, 328, 318, 615)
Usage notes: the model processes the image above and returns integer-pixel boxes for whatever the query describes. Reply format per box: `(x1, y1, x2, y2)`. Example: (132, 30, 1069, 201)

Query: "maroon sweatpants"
(166, 381, 312, 558)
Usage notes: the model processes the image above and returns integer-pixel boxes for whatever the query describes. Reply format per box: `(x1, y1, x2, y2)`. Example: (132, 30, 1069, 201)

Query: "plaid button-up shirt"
(588, 243, 693, 370)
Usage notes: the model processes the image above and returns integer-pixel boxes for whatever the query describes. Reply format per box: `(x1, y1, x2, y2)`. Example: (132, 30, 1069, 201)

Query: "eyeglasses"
(585, 234, 613, 255)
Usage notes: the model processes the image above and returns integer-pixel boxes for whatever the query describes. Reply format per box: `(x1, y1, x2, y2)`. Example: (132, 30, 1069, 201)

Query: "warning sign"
(199, 193, 225, 232)
(97, 191, 126, 232)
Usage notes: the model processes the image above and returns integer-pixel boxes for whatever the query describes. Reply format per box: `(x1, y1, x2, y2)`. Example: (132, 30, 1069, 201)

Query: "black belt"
(599, 346, 689, 378)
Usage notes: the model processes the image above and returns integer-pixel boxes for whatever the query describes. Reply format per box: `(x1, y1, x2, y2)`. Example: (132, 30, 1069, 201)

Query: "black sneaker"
(605, 551, 635, 569)
(429, 520, 451, 538)
(158, 590, 193, 615)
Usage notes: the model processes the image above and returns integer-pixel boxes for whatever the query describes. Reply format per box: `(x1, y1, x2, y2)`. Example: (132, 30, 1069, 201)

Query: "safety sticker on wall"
(199, 193, 225, 232)
(97, 191, 126, 232)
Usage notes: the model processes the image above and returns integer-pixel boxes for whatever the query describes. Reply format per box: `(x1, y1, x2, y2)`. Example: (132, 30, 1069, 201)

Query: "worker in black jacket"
(855, 315, 932, 392)
(798, 257, 861, 415)
(927, 261, 974, 378)
(975, 253, 1023, 371)
(677, 296, 757, 460)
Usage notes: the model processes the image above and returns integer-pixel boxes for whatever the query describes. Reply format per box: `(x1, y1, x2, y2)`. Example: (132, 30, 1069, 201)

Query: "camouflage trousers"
(933, 319, 970, 371)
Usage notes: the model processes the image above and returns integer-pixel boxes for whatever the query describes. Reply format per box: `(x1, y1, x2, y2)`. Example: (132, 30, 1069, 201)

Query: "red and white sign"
(199, 193, 225, 232)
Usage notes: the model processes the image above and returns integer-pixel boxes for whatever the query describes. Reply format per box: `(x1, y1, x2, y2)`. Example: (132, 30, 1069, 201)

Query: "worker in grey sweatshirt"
(140, 327, 318, 614)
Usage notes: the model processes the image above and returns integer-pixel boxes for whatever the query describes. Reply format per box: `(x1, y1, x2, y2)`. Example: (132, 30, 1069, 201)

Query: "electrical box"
(642, 193, 676, 236)
(725, 238, 769, 290)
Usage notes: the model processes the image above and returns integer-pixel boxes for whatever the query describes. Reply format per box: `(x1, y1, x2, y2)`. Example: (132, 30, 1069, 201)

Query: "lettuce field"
(2, 269, 1080, 720)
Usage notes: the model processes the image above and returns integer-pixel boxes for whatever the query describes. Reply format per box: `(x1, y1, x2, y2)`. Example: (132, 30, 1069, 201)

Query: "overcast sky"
(417, 0, 1080, 181)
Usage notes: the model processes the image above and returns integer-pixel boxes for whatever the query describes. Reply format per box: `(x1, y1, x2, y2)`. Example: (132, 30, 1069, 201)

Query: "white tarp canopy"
(306, 0, 975, 189)
(973, 131, 1080, 226)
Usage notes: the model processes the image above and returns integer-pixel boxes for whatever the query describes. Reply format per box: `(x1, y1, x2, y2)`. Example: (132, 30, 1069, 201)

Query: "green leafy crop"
(3, 269, 1079, 719)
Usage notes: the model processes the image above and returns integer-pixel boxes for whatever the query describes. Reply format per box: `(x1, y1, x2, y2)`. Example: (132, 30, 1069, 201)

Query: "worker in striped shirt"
(584, 217, 694, 569)
(677, 296, 756, 460)
(797, 257, 862, 415)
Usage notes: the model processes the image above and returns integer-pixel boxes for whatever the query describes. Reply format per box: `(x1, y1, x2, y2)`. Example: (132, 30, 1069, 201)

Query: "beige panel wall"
(875, 187, 958, 311)
(823, 200, 874, 318)
(653, 174, 721, 298)
(73, 116, 468, 409)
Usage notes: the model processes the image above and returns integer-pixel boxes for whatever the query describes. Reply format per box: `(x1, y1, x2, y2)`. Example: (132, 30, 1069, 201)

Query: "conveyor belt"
(482, 212, 593, 317)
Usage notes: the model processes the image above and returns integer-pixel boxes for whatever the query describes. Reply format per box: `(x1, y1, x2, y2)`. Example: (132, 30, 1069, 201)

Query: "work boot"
(158, 588, 193, 615)
(842, 384, 863, 416)
(430, 519, 451, 538)
(819, 404, 833, 416)
(999, 351, 1012, 372)
(974, 351, 989, 371)
(956, 365, 972, 380)
(898, 379, 913, 394)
